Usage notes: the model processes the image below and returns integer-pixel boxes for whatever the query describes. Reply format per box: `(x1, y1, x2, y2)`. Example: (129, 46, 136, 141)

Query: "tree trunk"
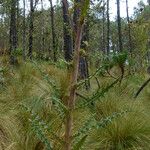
(102, 0, 106, 53)
(117, 0, 124, 83)
(9, 0, 18, 64)
(116, 0, 123, 52)
(40, 0, 45, 59)
(80, 20, 90, 90)
(126, 0, 132, 54)
(49, 0, 57, 62)
(28, 0, 34, 59)
(62, 0, 73, 62)
(22, 0, 26, 61)
(106, 0, 110, 55)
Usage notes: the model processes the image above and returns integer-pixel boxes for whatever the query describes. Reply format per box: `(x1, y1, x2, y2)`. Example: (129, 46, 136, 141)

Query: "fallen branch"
(134, 78, 150, 98)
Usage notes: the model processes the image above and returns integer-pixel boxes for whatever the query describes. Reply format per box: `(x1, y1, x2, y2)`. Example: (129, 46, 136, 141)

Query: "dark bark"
(9, 0, 18, 64)
(134, 78, 150, 98)
(22, 0, 26, 60)
(106, 0, 110, 55)
(16, 0, 19, 48)
(102, 0, 106, 53)
(40, 0, 45, 59)
(73, 0, 80, 34)
(80, 21, 90, 90)
(62, 0, 73, 62)
(49, 0, 57, 62)
(116, 0, 123, 52)
(116, 0, 124, 83)
(28, 0, 34, 59)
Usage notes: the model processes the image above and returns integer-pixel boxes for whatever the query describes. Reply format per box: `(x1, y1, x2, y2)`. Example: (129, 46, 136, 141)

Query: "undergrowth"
(0, 61, 150, 150)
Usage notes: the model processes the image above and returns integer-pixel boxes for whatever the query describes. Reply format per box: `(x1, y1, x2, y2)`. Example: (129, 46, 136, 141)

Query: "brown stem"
(64, 23, 83, 150)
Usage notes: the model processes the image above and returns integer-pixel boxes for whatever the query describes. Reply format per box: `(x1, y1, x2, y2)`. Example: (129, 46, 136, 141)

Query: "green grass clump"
(85, 88, 150, 150)
(0, 61, 150, 150)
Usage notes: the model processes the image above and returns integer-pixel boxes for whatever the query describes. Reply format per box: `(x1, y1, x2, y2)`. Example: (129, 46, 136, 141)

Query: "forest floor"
(0, 57, 150, 150)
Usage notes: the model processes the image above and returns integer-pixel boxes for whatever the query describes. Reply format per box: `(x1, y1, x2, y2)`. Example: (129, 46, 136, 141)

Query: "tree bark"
(28, 0, 34, 59)
(116, 0, 123, 52)
(62, 0, 73, 62)
(102, 0, 106, 53)
(22, 0, 26, 61)
(9, 0, 18, 64)
(40, 0, 45, 59)
(80, 20, 90, 90)
(49, 0, 57, 62)
(106, 0, 110, 55)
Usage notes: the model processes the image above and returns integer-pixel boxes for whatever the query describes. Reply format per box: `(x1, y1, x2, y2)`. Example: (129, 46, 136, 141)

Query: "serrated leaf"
(73, 135, 88, 150)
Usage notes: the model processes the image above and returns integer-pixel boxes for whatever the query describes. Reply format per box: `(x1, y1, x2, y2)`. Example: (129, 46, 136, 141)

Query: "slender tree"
(22, 0, 26, 60)
(116, 0, 123, 52)
(102, 0, 106, 53)
(116, 0, 124, 83)
(49, 0, 57, 62)
(126, 0, 132, 54)
(40, 0, 45, 58)
(28, 0, 34, 59)
(9, 0, 18, 64)
(62, 0, 73, 62)
(106, 0, 110, 54)
(80, 18, 90, 90)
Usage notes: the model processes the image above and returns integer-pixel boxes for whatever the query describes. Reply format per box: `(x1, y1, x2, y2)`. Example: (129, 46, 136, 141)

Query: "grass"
(86, 94, 150, 150)
(0, 60, 150, 150)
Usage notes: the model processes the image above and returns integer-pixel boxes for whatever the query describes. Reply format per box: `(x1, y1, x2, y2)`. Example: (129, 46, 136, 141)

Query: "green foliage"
(79, 0, 90, 24)
(12, 48, 23, 56)
(0, 61, 150, 150)
(89, 111, 150, 150)
(102, 52, 128, 70)
(30, 115, 52, 150)
(73, 135, 88, 150)
(55, 58, 69, 69)
(0, 0, 150, 149)
(77, 78, 119, 108)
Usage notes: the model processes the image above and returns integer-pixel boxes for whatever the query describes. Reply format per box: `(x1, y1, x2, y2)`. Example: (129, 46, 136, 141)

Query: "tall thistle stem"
(63, 0, 90, 149)
(64, 23, 84, 150)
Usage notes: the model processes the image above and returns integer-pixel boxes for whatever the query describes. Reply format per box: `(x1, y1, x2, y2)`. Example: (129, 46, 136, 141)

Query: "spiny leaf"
(77, 66, 104, 87)
(73, 135, 88, 150)
(78, 78, 119, 108)
(73, 114, 96, 139)
(96, 109, 130, 129)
